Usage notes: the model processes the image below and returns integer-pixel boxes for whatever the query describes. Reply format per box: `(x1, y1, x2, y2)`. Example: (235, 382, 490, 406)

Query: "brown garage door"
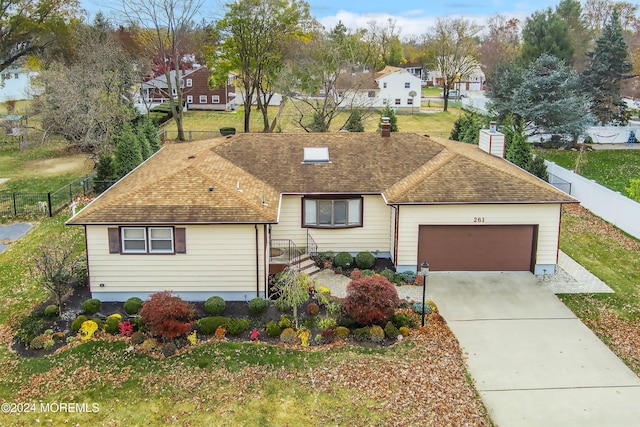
(417, 225, 537, 272)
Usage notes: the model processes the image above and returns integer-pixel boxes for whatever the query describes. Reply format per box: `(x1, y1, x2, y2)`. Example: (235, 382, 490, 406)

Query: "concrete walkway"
(430, 273, 640, 427)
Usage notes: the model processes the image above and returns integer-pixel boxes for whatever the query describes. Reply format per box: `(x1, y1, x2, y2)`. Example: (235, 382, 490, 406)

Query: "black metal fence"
(0, 174, 118, 218)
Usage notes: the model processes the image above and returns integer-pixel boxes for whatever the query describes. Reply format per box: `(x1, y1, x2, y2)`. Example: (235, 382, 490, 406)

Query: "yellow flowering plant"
(298, 329, 310, 347)
(79, 320, 99, 341)
(187, 330, 197, 345)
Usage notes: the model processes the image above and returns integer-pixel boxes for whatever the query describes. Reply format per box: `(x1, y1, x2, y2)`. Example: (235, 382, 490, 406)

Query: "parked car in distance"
(439, 90, 465, 99)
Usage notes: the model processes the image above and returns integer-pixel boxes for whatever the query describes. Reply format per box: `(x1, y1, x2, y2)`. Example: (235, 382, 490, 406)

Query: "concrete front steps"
(292, 255, 320, 276)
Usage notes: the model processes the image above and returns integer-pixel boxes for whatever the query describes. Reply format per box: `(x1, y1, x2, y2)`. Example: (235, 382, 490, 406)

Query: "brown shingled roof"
(68, 133, 575, 225)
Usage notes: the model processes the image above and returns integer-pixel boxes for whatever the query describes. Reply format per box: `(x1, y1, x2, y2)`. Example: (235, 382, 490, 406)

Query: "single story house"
(67, 127, 576, 302)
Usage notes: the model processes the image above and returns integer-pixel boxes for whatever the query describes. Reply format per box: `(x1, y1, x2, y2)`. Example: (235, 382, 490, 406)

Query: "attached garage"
(417, 224, 537, 272)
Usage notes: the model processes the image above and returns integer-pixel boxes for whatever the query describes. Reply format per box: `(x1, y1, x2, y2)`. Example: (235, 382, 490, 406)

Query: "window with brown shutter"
(108, 228, 120, 253)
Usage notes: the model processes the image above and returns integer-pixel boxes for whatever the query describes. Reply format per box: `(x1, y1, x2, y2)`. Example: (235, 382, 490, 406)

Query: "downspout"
(263, 224, 268, 298)
(392, 205, 399, 266)
(255, 224, 260, 297)
(84, 225, 90, 292)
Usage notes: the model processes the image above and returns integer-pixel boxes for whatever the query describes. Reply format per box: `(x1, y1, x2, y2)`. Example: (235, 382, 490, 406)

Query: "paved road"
(0, 222, 32, 254)
(429, 272, 640, 427)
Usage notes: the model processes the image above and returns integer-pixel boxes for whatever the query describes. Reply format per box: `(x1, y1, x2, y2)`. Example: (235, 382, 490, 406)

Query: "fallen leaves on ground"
(585, 307, 640, 373)
(563, 204, 640, 251)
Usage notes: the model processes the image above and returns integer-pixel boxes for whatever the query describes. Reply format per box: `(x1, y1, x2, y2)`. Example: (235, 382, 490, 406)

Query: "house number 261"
(473, 217, 485, 223)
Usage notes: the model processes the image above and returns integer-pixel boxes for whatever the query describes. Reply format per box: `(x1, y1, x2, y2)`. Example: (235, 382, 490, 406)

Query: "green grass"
(537, 149, 640, 196)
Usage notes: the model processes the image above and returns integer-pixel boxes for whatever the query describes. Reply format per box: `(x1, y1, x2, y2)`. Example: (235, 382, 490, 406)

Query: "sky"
(79, 0, 563, 37)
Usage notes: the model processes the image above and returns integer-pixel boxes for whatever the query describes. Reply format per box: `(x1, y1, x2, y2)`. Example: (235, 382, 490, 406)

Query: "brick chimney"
(381, 116, 391, 137)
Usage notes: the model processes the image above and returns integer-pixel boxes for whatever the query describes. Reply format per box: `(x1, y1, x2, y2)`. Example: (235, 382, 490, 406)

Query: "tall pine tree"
(585, 10, 632, 125)
(114, 126, 143, 178)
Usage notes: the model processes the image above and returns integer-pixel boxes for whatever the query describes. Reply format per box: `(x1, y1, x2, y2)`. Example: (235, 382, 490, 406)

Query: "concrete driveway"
(428, 272, 640, 427)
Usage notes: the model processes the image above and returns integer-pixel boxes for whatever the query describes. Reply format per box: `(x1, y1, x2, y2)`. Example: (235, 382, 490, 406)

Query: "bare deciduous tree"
(30, 240, 79, 311)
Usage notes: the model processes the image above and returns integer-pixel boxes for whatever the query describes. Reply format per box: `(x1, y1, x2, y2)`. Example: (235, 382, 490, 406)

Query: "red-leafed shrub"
(344, 276, 400, 325)
(139, 291, 195, 339)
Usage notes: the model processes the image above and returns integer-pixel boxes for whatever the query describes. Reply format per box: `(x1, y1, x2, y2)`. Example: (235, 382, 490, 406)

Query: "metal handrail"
(270, 239, 302, 265)
(306, 230, 318, 257)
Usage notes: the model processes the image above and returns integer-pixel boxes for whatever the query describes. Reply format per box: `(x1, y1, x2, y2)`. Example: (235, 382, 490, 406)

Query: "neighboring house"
(0, 68, 38, 102)
(68, 128, 576, 302)
(401, 63, 426, 85)
(137, 67, 234, 113)
(428, 65, 486, 94)
(336, 66, 423, 112)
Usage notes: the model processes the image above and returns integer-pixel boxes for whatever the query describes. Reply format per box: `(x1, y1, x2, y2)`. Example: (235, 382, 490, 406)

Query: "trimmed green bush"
(124, 297, 143, 315)
(318, 317, 337, 330)
(412, 302, 431, 316)
(360, 269, 375, 277)
(306, 302, 319, 316)
(220, 127, 236, 136)
(71, 315, 88, 333)
(204, 296, 226, 315)
(384, 321, 400, 339)
(279, 314, 293, 329)
(82, 298, 101, 315)
(355, 252, 375, 269)
(370, 325, 385, 343)
(131, 331, 146, 345)
(401, 271, 416, 283)
(318, 251, 335, 264)
(380, 268, 396, 282)
(334, 326, 350, 339)
(354, 326, 371, 342)
(399, 326, 410, 337)
(104, 316, 121, 334)
(44, 305, 59, 318)
(334, 252, 354, 269)
(266, 320, 282, 337)
(248, 297, 269, 315)
(30, 335, 47, 350)
(392, 313, 413, 328)
(226, 318, 251, 335)
(198, 316, 228, 335)
(280, 327, 298, 344)
(15, 313, 46, 345)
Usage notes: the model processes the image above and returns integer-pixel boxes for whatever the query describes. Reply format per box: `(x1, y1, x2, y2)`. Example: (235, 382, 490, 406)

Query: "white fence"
(585, 126, 639, 144)
(545, 161, 640, 239)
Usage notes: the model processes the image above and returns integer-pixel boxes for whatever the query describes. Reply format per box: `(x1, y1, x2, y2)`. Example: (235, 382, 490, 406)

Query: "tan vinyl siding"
(272, 195, 392, 253)
(86, 224, 266, 295)
(396, 204, 561, 267)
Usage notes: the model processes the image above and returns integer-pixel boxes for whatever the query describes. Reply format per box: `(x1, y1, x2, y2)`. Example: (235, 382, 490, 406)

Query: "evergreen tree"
(94, 153, 117, 193)
(343, 110, 365, 132)
(528, 156, 549, 181)
(585, 11, 632, 125)
(506, 132, 532, 170)
(136, 124, 152, 160)
(114, 126, 143, 178)
(450, 111, 485, 144)
(379, 104, 399, 132)
(520, 8, 573, 65)
(141, 117, 162, 153)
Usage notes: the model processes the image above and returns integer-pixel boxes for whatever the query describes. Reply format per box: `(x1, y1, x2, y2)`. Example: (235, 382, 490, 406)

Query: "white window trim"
(121, 227, 147, 253)
(121, 226, 174, 254)
(404, 82, 410, 88)
(199, 95, 207, 103)
(186, 95, 193, 103)
(212, 95, 220, 103)
(186, 78, 192, 87)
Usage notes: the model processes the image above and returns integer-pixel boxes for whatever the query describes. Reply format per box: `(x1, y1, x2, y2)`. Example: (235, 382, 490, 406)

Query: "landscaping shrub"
(278, 314, 293, 329)
(349, 269, 362, 280)
(360, 269, 374, 277)
(139, 291, 195, 339)
(30, 335, 47, 350)
(345, 276, 400, 325)
(124, 297, 143, 315)
(74, 257, 88, 287)
(318, 251, 335, 265)
(412, 302, 431, 316)
(90, 317, 103, 329)
(334, 326, 350, 339)
(219, 127, 236, 136)
(132, 317, 146, 332)
(15, 312, 46, 345)
(204, 296, 226, 315)
(334, 252, 354, 269)
(393, 273, 404, 286)
(198, 316, 228, 335)
(248, 297, 269, 315)
(370, 325, 385, 343)
(380, 268, 396, 282)
(326, 300, 344, 316)
(131, 331, 146, 345)
(426, 300, 439, 313)
(280, 328, 298, 344)
(161, 342, 178, 357)
(226, 318, 251, 335)
(318, 317, 337, 330)
(314, 334, 323, 345)
(71, 315, 88, 333)
(401, 271, 416, 284)
(82, 298, 101, 315)
(355, 252, 375, 269)
(392, 313, 413, 328)
(266, 320, 282, 337)
(399, 326, 410, 337)
(306, 302, 319, 316)
(384, 321, 400, 339)
(44, 304, 59, 318)
(104, 316, 121, 334)
(354, 326, 371, 341)
(321, 328, 334, 343)
(431, 312, 445, 323)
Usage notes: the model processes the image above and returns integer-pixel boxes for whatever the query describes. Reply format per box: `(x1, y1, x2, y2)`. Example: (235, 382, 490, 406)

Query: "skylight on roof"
(303, 147, 330, 164)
